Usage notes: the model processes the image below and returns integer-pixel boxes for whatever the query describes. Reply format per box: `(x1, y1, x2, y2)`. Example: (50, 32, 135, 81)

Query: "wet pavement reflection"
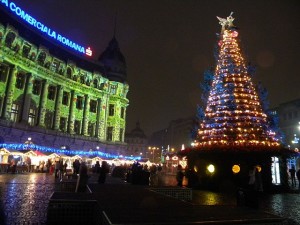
(0, 173, 55, 225)
(0, 173, 299, 224)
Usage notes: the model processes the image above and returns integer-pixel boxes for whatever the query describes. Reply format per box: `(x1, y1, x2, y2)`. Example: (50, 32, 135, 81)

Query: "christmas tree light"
(194, 13, 280, 148)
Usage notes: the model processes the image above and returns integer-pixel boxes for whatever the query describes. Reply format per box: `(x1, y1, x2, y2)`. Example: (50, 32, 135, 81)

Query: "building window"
(119, 128, 124, 141)
(45, 111, 53, 129)
(76, 96, 83, 110)
(22, 43, 31, 58)
(48, 86, 56, 100)
(283, 114, 287, 121)
(62, 92, 69, 106)
(293, 111, 298, 118)
(28, 108, 36, 126)
(109, 104, 114, 116)
(88, 122, 95, 137)
(15, 73, 26, 89)
(0, 97, 2, 115)
(37, 52, 46, 66)
(32, 80, 42, 95)
(93, 79, 98, 88)
(90, 100, 97, 113)
(0, 64, 8, 82)
(59, 117, 67, 132)
(99, 83, 105, 90)
(66, 67, 72, 79)
(74, 120, 81, 135)
(121, 107, 125, 119)
(50, 60, 60, 73)
(288, 112, 292, 120)
(10, 103, 19, 122)
(110, 85, 117, 94)
(107, 127, 113, 141)
(5, 32, 16, 48)
(80, 76, 85, 84)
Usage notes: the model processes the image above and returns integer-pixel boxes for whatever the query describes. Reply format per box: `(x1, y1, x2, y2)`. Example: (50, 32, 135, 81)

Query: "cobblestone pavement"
(0, 173, 299, 225)
(0, 173, 55, 225)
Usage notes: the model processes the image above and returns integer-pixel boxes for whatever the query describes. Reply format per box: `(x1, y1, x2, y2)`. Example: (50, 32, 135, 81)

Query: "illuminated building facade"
(0, 3, 129, 156)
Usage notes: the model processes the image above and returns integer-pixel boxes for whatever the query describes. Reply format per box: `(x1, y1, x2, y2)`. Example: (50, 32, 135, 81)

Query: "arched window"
(5, 31, 16, 48)
(80, 76, 85, 84)
(73, 75, 78, 82)
(37, 52, 46, 66)
(66, 67, 72, 79)
(93, 79, 98, 88)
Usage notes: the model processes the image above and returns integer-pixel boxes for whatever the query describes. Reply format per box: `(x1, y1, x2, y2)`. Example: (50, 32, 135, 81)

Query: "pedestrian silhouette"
(289, 166, 296, 187)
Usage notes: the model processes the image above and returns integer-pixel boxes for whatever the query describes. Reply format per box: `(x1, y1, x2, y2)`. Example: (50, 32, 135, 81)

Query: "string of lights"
(0, 143, 141, 160)
(195, 19, 280, 148)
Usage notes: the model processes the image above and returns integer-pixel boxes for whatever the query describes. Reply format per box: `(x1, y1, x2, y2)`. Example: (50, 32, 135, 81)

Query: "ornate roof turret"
(98, 37, 127, 83)
(130, 121, 147, 139)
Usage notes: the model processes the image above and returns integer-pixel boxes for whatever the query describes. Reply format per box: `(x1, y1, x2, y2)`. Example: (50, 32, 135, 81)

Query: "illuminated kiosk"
(0, 2, 130, 157)
(182, 13, 294, 192)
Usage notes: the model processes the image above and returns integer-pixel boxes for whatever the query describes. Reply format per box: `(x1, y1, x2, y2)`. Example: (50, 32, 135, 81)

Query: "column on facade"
(120, 107, 127, 142)
(102, 96, 109, 141)
(53, 85, 63, 130)
(67, 90, 75, 134)
(20, 73, 33, 123)
(0, 64, 10, 117)
(82, 94, 90, 135)
(114, 104, 120, 142)
(1, 65, 17, 120)
(95, 98, 101, 138)
(37, 79, 49, 127)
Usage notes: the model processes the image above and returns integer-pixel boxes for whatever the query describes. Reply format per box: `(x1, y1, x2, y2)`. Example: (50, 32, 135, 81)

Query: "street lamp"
(148, 146, 159, 163)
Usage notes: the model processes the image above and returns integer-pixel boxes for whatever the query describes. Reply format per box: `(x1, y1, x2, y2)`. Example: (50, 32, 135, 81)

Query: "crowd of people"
(4, 155, 300, 191)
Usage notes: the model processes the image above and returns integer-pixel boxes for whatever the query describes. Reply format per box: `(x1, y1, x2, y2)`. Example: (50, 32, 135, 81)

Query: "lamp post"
(148, 146, 159, 163)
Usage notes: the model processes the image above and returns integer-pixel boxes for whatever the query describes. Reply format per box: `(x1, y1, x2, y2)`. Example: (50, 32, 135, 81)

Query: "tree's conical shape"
(195, 13, 280, 148)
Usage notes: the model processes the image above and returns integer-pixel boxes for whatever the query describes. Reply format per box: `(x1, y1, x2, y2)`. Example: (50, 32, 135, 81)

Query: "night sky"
(6, 0, 300, 136)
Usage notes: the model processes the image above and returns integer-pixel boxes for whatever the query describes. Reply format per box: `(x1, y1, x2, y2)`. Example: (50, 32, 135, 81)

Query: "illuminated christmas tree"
(194, 13, 280, 148)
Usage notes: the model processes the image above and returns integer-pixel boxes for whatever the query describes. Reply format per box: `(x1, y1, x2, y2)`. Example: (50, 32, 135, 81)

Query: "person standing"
(289, 166, 296, 187)
(254, 167, 263, 192)
(59, 160, 64, 181)
(54, 160, 60, 178)
(296, 168, 300, 190)
(176, 165, 184, 187)
(26, 157, 31, 172)
(94, 161, 100, 174)
(98, 161, 109, 184)
(76, 162, 89, 192)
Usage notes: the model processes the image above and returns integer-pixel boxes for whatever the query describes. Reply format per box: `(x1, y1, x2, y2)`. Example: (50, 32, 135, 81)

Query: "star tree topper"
(217, 12, 235, 32)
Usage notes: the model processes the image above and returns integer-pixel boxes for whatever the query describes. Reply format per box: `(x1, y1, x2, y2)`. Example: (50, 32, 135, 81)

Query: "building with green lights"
(0, 6, 129, 155)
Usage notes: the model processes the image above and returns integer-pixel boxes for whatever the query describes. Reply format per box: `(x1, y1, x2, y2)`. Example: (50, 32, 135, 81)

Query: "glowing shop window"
(271, 157, 281, 184)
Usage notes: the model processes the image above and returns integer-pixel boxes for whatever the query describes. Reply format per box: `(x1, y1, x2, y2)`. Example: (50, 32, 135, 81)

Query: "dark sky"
(7, 0, 300, 136)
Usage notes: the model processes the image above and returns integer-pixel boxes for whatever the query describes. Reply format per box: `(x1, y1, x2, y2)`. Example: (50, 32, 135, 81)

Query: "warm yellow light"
(256, 165, 262, 172)
(194, 166, 198, 172)
(232, 165, 240, 174)
(207, 164, 215, 173)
